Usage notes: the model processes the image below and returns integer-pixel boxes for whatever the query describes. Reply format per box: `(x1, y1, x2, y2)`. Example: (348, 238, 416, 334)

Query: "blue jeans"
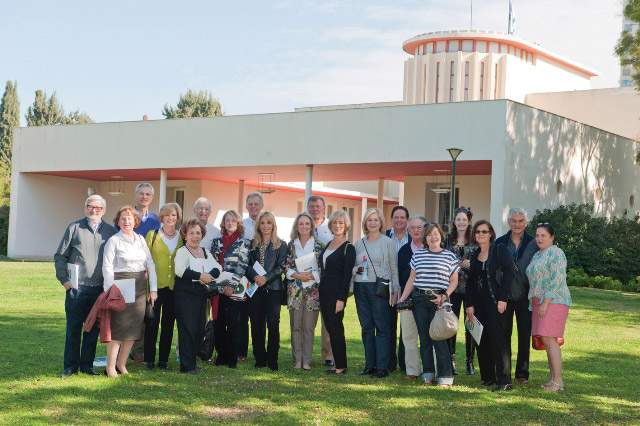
(64, 285, 102, 371)
(411, 292, 453, 384)
(354, 282, 392, 371)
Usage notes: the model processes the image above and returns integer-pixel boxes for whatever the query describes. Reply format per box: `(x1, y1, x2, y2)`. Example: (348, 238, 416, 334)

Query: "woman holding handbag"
(445, 207, 478, 375)
(353, 208, 400, 378)
(526, 223, 571, 392)
(464, 220, 514, 391)
(397, 223, 459, 387)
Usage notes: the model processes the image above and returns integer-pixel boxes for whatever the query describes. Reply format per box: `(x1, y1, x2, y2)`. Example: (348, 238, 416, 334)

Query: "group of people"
(55, 183, 571, 392)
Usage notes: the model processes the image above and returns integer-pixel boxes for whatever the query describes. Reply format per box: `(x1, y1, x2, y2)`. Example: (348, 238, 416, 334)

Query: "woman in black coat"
(245, 211, 288, 371)
(465, 220, 514, 391)
(319, 210, 356, 375)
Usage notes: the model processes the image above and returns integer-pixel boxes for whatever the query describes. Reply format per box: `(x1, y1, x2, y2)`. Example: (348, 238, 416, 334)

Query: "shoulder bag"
(362, 239, 390, 299)
(429, 295, 458, 341)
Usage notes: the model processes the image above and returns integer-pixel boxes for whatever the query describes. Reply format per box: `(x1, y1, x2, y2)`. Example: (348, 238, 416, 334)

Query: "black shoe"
(80, 368, 100, 376)
(214, 357, 226, 366)
(254, 363, 267, 369)
(157, 362, 168, 370)
(481, 380, 496, 387)
(228, 364, 237, 369)
(268, 363, 278, 371)
(360, 368, 375, 376)
(60, 368, 77, 378)
(374, 369, 389, 378)
(326, 368, 347, 375)
(145, 362, 155, 370)
(324, 360, 335, 367)
(493, 384, 513, 392)
(466, 359, 476, 376)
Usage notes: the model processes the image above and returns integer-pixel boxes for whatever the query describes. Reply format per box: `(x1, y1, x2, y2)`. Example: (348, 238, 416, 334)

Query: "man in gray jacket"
(54, 194, 116, 377)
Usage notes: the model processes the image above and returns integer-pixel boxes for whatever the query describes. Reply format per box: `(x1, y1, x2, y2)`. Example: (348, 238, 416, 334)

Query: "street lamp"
(447, 148, 463, 229)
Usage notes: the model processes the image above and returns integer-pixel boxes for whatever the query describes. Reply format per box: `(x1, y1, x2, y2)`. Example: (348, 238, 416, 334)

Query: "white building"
(8, 30, 640, 259)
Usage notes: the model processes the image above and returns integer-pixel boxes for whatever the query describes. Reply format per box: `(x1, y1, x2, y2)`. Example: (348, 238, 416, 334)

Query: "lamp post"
(447, 148, 463, 228)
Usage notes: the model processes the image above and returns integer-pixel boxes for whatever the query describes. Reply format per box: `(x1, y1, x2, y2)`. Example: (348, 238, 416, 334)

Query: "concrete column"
(238, 179, 245, 215)
(159, 169, 167, 207)
(361, 197, 368, 219)
(377, 178, 384, 210)
(398, 181, 405, 206)
(304, 165, 313, 209)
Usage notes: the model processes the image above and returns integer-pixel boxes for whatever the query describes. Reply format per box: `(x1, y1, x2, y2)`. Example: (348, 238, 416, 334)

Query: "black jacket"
(465, 243, 514, 307)
(495, 231, 538, 271)
(319, 241, 356, 302)
(397, 242, 415, 292)
(246, 241, 288, 291)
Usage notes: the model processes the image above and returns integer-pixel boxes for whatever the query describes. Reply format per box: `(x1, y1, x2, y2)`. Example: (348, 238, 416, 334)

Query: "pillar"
(238, 179, 245, 215)
(304, 165, 313, 209)
(159, 169, 167, 207)
(377, 178, 384, 210)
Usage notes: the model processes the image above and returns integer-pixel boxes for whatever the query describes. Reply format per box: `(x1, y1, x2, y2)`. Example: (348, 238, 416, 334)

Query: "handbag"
(429, 297, 459, 341)
(395, 298, 414, 311)
(532, 335, 565, 350)
(362, 239, 390, 299)
(198, 320, 216, 361)
(144, 300, 155, 324)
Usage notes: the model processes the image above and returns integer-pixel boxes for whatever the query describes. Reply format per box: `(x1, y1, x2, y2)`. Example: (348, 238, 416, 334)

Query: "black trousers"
(448, 292, 476, 363)
(504, 295, 532, 380)
(249, 287, 281, 368)
(144, 287, 175, 365)
(320, 295, 348, 370)
(475, 291, 512, 386)
(214, 296, 245, 367)
(64, 286, 101, 371)
(239, 302, 250, 358)
(175, 289, 207, 372)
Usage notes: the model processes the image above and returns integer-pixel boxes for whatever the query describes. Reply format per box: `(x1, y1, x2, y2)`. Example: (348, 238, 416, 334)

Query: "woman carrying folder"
(102, 206, 158, 378)
(285, 213, 324, 370)
(174, 218, 221, 374)
(246, 211, 288, 371)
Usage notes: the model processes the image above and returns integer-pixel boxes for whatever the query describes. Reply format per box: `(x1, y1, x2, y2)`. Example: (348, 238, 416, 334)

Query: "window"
(464, 61, 470, 101)
(435, 62, 440, 103)
(175, 190, 185, 212)
(436, 41, 445, 53)
(480, 62, 485, 100)
(423, 64, 428, 100)
(342, 207, 355, 241)
(494, 63, 499, 98)
(489, 42, 499, 53)
(462, 40, 473, 52)
(449, 61, 455, 102)
(448, 40, 459, 52)
(476, 41, 487, 53)
(425, 42, 433, 53)
(556, 180, 563, 194)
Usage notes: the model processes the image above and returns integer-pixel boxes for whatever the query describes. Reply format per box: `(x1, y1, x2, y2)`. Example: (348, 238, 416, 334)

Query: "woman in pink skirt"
(526, 223, 572, 392)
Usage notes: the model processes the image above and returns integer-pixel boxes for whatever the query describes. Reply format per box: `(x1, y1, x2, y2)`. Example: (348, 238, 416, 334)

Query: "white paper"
(67, 263, 79, 289)
(245, 281, 258, 298)
(114, 278, 136, 303)
(253, 261, 267, 276)
(294, 252, 318, 288)
(465, 317, 484, 345)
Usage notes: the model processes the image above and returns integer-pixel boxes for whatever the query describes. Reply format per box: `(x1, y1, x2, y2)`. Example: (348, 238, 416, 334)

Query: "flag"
(508, 0, 516, 35)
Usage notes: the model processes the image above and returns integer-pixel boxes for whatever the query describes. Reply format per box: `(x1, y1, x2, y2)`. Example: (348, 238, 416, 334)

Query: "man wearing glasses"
(54, 194, 116, 378)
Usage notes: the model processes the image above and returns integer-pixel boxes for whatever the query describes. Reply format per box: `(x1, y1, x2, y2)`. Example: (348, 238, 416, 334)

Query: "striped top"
(410, 248, 460, 291)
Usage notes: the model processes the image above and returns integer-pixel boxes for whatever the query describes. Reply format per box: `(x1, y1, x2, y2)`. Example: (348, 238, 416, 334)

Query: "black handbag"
(198, 320, 216, 361)
(395, 298, 414, 311)
(144, 300, 155, 324)
(362, 239, 390, 299)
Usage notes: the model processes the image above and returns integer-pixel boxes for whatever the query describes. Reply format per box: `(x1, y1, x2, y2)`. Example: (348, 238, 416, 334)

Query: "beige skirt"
(110, 271, 147, 341)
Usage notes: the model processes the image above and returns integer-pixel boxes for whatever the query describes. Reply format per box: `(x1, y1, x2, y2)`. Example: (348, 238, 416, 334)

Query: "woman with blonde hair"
(246, 211, 288, 370)
(285, 212, 323, 370)
(353, 208, 400, 378)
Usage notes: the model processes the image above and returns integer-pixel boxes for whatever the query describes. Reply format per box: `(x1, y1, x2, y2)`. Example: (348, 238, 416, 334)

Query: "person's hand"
(223, 286, 233, 297)
(255, 276, 267, 287)
(389, 292, 398, 307)
(433, 294, 446, 306)
(335, 300, 345, 313)
(63, 282, 72, 291)
(461, 259, 471, 269)
(465, 306, 475, 323)
(299, 272, 314, 282)
(200, 273, 214, 284)
(149, 291, 158, 305)
(538, 302, 549, 319)
(497, 301, 507, 314)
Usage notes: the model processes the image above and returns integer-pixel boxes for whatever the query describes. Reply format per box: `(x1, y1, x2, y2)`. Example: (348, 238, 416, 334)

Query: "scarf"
(219, 231, 241, 266)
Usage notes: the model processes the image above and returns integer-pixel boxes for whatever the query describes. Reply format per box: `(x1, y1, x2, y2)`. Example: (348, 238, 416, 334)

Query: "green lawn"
(0, 262, 638, 425)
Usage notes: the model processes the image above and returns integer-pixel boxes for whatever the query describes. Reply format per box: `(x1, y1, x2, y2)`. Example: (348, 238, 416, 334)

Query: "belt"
(413, 288, 443, 296)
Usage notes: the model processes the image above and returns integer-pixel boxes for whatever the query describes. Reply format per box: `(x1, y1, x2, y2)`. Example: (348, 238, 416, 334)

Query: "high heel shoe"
(543, 381, 564, 392)
(465, 359, 475, 376)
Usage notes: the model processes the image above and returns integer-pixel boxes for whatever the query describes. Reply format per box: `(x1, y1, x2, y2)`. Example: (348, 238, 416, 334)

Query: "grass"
(0, 261, 639, 425)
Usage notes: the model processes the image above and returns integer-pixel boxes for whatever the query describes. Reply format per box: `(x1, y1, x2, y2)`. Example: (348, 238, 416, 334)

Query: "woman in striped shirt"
(398, 223, 459, 386)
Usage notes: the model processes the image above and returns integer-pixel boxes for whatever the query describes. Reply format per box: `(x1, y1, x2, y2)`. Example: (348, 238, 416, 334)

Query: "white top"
(315, 218, 333, 245)
(102, 230, 158, 292)
(243, 217, 256, 241)
(174, 246, 222, 278)
(200, 223, 222, 250)
(160, 229, 180, 253)
(286, 237, 320, 282)
(323, 247, 335, 268)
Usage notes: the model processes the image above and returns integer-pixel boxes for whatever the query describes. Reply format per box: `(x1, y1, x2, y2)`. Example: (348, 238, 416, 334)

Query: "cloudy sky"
(1, 0, 625, 123)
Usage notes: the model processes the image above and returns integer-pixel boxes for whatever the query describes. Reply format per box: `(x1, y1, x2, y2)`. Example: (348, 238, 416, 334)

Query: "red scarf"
(211, 230, 241, 321)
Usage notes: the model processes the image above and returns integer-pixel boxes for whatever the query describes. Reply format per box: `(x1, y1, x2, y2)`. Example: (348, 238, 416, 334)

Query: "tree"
(0, 81, 20, 170)
(162, 89, 223, 119)
(616, 0, 640, 89)
(25, 90, 93, 126)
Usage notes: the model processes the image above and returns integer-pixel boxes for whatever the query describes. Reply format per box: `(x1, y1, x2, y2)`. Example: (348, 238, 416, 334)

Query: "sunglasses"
(537, 222, 550, 226)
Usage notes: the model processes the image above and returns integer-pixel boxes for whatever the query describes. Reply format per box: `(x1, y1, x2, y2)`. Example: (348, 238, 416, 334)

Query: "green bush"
(624, 277, 640, 293)
(529, 204, 640, 283)
(566, 268, 629, 292)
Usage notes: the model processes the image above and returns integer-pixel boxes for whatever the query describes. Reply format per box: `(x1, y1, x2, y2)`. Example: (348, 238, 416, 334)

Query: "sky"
(1, 0, 625, 124)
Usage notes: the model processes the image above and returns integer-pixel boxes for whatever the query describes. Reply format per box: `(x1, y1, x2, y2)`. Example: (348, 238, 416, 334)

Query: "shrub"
(624, 277, 640, 293)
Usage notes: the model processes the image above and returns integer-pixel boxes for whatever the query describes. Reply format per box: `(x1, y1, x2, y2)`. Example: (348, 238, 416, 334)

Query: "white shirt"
(315, 218, 333, 245)
(174, 246, 222, 278)
(286, 237, 320, 283)
(200, 223, 222, 250)
(160, 229, 180, 253)
(102, 231, 158, 292)
(389, 228, 409, 253)
(323, 247, 335, 268)
(243, 217, 257, 241)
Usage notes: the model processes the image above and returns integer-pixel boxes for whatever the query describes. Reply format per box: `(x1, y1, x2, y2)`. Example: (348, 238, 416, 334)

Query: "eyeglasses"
(537, 222, 550, 226)
(86, 205, 104, 211)
(475, 230, 490, 234)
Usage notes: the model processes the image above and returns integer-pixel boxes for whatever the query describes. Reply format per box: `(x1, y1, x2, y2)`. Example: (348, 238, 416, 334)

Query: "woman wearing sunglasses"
(464, 220, 514, 391)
